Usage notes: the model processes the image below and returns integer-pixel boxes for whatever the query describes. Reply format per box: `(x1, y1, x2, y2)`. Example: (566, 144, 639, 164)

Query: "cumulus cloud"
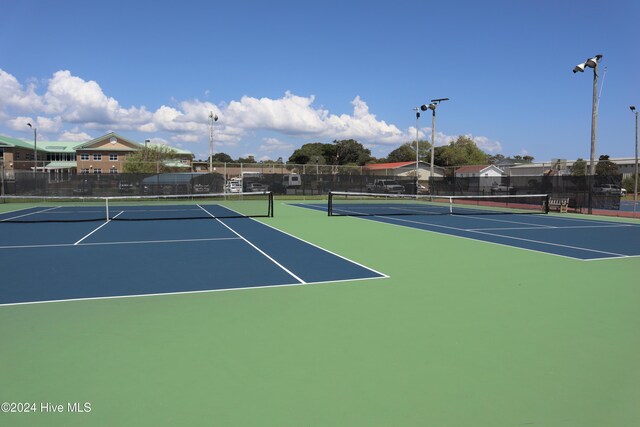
(466, 134, 503, 153)
(259, 137, 295, 153)
(0, 68, 502, 159)
(59, 131, 92, 141)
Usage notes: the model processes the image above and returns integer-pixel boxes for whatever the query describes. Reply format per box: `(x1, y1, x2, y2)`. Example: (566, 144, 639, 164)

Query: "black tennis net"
(328, 191, 550, 216)
(0, 192, 274, 223)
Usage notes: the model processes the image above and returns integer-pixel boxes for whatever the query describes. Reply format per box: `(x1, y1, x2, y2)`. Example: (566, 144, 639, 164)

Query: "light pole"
(209, 111, 218, 173)
(631, 106, 638, 208)
(573, 54, 603, 214)
(413, 107, 421, 195)
(421, 98, 449, 193)
(27, 123, 37, 177)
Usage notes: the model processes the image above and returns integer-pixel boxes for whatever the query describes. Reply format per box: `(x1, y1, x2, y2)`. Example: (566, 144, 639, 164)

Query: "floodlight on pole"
(27, 122, 37, 176)
(209, 111, 218, 173)
(421, 98, 449, 192)
(573, 54, 602, 214)
(631, 105, 638, 209)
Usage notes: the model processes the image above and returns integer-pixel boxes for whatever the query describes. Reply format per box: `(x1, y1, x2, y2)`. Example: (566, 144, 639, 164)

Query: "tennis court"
(1, 194, 639, 427)
(293, 192, 640, 260)
(0, 194, 384, 305)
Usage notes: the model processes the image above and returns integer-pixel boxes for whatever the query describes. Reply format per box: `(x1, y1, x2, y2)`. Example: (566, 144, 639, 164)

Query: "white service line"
(73, 212, 122, 245)
(0, 236, 242, 250)
(197, 204, 307, 284)
(370, 214, 630, 259)
(0, 206, 61, 222)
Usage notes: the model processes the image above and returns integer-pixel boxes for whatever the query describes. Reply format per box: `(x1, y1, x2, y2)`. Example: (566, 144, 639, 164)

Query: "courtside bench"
(547, 197, 570, 213)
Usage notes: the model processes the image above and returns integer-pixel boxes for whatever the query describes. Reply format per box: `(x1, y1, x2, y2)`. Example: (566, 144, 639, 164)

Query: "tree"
(570, 158, 587, 176)
(595, 155, 619, 176)
(332, 139, 371, 165)
(487, 154, 505, 164)
(123, 145, 182, 173)
(212, 152, 233, 163)
(237, 156, 257, 164)
(288, 142, 327, 164)
(435, 136, 488, 166)
(386, 140, 430, 163)
(522, 155, 534, 163)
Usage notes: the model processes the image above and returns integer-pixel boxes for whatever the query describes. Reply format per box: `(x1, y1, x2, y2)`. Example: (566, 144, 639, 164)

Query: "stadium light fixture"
(573, 54, 602, 214)
(421, 98, 449, 192)
(27, 122, 37, 176)
(631, 105, 638, 208)
(209, 111, 218, 173)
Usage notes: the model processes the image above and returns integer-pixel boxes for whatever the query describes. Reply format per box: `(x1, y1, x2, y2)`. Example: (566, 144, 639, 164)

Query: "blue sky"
(1, 0, 638, 163)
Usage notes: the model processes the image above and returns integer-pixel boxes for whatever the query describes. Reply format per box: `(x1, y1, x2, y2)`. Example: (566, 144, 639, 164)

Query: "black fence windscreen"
(0, 171, 625, 213)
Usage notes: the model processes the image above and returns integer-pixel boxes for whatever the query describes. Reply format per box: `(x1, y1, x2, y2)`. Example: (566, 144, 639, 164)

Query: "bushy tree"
(288, 142, 327, 164)
(595, 155, 619, 176)
(386, 140, 431, 163)
(332, 139, 371, 165)
(212, 152, 233, 163)
(435, 136, 488, 166)
(123, 145, 181, 173)
(570, 158, 587, 176)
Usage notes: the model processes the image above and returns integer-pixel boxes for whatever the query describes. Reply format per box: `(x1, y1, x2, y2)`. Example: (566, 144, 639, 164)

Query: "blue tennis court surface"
(0, 205, 385, 305)
(293, 202, 640, 261)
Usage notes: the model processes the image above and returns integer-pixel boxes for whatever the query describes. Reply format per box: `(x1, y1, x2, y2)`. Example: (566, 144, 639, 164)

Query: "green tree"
(212, 152, 233, 163)
(288, 142, 327, 164)
(570, 158, 587, 176)
(487, 154, 505, 164)
(387, 140, 430, 163)
(436, 136, 488, 166)
(123, 145, 181, 173)
(595, 155, 619, 176)
(237, 156, 257, 164)
(332, 139, 371, 165)
(622, 174, 638, 195)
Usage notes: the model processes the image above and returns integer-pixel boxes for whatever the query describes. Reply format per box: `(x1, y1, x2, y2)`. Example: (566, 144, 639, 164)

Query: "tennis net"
(328, 191, 550, 216)
(0, 192, 274, 223)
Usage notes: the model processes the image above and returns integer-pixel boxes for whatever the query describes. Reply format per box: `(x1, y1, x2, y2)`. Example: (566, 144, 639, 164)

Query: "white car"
(245, 182, 269, 192)
(595, 184, 626, 196)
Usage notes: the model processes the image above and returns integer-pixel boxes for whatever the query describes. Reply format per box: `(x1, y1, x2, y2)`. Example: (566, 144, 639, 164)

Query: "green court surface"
(1, 200, 639, 426)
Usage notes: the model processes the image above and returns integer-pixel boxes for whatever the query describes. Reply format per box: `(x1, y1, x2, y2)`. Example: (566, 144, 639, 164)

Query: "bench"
(548, 197, 570, 213)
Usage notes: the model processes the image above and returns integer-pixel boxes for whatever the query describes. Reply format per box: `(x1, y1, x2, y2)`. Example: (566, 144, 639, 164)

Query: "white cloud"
(466, 134, 503, 153)
(259, 137, 295, 153)
(0, 68, 502, 159)
(59, 131, 92, 141)
(0, 69, 43, 112)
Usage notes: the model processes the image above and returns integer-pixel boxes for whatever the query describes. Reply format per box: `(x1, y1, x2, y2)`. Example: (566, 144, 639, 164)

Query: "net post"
(268, 191, 274, 217)
(328, 191, 333, 216)
(105, 197, 110, 221)
(448, 196, 453, 214)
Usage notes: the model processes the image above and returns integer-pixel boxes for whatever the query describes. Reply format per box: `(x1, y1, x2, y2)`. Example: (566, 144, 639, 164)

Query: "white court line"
(0, 206, 61, 222)
(197, 204, 307, 284)
(0, 236, 242, 250)
(467, 224, 635, 231)
(361, 214, 630, 260)
(74, 211, 123, 245)
(0, 274, 389, 308)
(255, 209, 388, 279)
(462, 215, 556, 228)
(468, 228, 629, 257)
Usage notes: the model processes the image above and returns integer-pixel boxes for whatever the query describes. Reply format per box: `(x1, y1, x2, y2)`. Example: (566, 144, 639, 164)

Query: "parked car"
(245, 182, 269, 192)
(490, 183, 516, 194)
(594, 184, 626, 196)
(366, 179, 405, 194)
